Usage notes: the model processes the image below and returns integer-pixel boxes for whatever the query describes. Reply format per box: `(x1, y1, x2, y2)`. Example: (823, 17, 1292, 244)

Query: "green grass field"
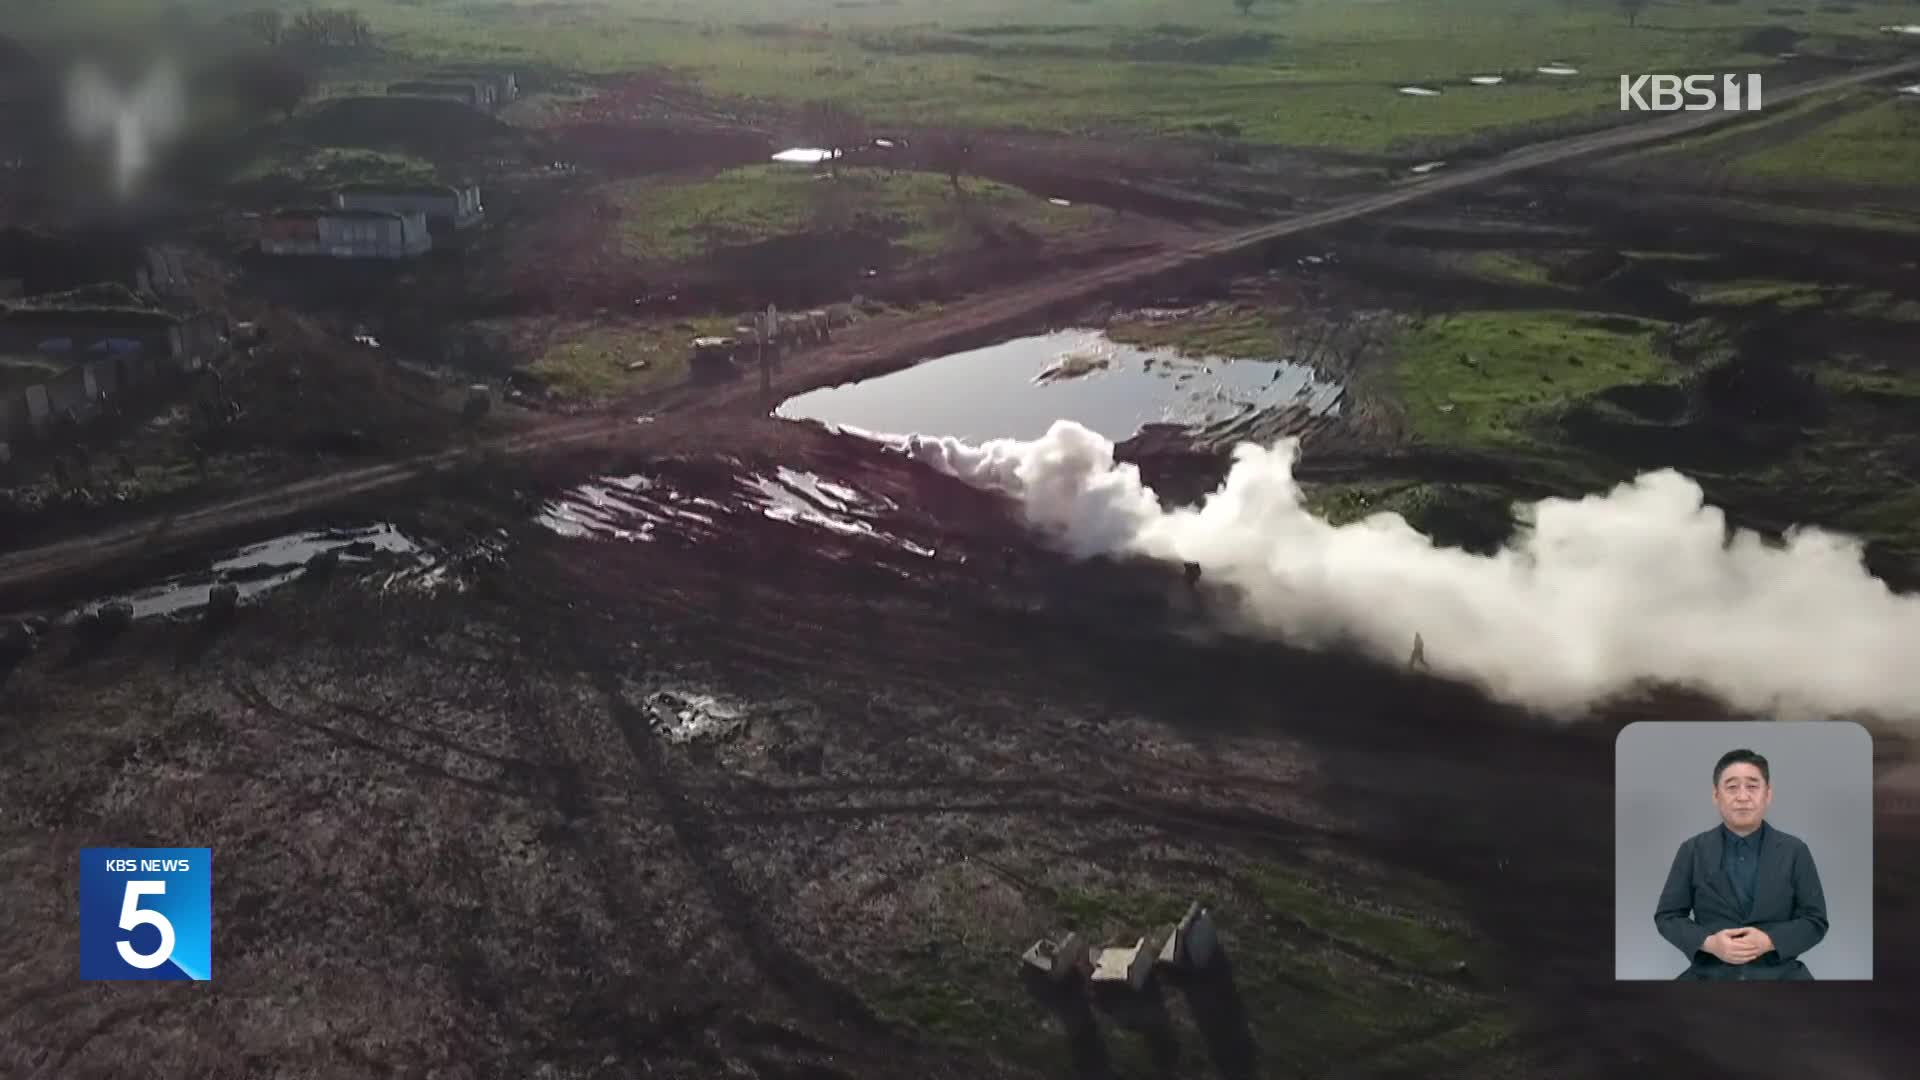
(1386, 309, 1672, 447)
(608, 165, 1098, 263)
(1460, 250, 1557, 287)
(27, 0, 1920, 152)
(1612, 84, 1920, 190)
(868, 855, 1516, 1078)
(1733, 97, 1920, 186)
(530, 315, 737, 400)
(232, 146, 440, 188)
(1106, 304, 1289, 358)
(1686, 278, 1830, 309)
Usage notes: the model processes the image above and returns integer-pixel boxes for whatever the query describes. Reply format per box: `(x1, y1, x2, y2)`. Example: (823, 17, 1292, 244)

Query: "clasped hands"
(1703, 926, 1775, 965)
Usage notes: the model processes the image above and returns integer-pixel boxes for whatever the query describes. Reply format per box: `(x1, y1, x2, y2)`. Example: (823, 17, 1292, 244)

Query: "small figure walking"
(1408, 632, 1428, 669)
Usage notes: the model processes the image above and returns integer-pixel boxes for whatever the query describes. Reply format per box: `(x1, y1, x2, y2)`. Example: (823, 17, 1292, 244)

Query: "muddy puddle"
(1469, 75, 1504, 86)
(1410, 161, 1447, 175)
(1398, 86, 1441, 97)
(538, 467, 934, 557)
(1537, 63, 1579, 76)
(1882, 24, 1920, 34)
(74, 524, 432, 622)
(775, 328, 1343, 443)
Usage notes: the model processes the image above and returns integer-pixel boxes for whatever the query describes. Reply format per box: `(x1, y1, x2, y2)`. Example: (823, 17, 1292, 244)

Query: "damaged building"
(0, 284, 228, 458)
(424, 69, 518, 111)
(259, 207, 433, 259)
(334, 183, 484, 231)
(386, 79, 489, 110)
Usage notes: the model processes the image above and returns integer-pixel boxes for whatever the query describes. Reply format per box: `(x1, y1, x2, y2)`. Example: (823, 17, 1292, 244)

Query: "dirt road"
(5, 56, 1917, 608)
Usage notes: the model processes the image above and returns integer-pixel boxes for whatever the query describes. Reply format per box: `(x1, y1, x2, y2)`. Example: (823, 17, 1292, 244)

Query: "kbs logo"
(1620, 74, 1763, 112)
(79, 848, 211, 980)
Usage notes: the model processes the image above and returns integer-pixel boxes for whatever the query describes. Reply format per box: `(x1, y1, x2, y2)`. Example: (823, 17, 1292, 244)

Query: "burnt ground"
(2, 420, 1918, 1079)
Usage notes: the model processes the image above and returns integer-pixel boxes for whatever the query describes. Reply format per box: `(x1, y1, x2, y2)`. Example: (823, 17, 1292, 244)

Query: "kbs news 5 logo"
(79, 848, 212, 981)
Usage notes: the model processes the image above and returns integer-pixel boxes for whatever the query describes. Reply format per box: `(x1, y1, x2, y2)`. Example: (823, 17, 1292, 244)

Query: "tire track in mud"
(561, 637, 902, 1053)
(484, 577, 888, 1072)
(455, 595, 743, 1073)
(225, 601, 741, 1073)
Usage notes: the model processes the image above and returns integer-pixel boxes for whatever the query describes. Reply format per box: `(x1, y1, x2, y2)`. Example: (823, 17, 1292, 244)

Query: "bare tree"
(287, 7, 374, 50)
(235, 8, 283, 47)
(1619, 0, 1648, 27)
(929, 134, 973, 195)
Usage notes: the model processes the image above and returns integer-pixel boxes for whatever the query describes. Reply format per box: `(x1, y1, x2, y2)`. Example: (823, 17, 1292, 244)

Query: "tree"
(235, 9, 283, 47)
(1619, 0, 1648, 27)
(929, 134, 973, 194)
(1234, 0, 1258, 14)
(287, 7, 373, 51)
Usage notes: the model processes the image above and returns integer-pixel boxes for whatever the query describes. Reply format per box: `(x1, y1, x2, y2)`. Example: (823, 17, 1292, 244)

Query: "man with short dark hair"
(1654, 748, 1829, 980)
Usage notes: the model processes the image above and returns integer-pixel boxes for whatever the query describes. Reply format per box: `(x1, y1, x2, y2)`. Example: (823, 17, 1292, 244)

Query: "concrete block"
(1021, 931, 1088, 982)
(1157, 902, 1218, 970)
(1091, 938, 1154, 991)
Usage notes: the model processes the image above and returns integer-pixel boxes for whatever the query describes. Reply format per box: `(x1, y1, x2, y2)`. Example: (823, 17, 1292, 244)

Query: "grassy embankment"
(867, 856, 1517, 1077)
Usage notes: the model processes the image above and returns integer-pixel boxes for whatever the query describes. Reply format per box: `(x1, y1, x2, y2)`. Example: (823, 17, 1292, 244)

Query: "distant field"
(1732, 97, 1920, 185)
(23, 0, 1920, 152)
(608, 165, 1098, 263)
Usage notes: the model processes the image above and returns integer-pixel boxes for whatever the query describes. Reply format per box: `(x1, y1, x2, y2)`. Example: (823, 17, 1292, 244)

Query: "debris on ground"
(644, 689, 749, 743)
(1020, 931, 1090, 982)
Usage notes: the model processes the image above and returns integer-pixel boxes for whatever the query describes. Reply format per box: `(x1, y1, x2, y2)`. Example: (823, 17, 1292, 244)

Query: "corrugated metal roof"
(337, 184, 462, 198)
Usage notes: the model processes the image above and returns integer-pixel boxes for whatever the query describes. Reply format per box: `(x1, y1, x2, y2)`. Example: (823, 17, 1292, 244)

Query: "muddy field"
(6, 20, 1920, 1079)
(4, 418, 1919, 1078)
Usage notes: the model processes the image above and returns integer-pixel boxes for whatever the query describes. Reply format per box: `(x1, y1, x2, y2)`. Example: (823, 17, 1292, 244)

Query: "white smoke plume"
(65, 59, 186, 200)
(908, 420, 1920, 721)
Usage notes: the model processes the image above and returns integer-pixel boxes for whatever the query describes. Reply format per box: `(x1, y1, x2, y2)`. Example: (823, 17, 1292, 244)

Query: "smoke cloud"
(907, 420, 1920, 721)
(65, 58, 186, 200)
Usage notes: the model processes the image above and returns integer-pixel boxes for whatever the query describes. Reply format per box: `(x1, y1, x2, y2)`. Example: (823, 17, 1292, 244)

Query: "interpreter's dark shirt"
(1721, 822, 1765, 914)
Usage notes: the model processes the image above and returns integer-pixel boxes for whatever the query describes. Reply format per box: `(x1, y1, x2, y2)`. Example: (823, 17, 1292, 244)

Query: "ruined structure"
(260, 208, 433, 259)
(386, 79, 487, 109)
(0, 285, 228, 454)
(334, 184, 484, 231)
(424, 69, 518, 111)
